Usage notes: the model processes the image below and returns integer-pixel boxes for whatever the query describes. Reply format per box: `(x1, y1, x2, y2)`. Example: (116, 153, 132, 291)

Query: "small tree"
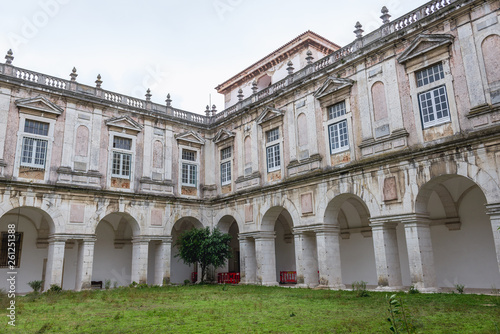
(175, 227, 232, 283)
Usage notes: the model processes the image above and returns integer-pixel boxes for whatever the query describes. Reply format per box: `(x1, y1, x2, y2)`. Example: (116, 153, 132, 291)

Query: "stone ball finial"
(306, 50, 314, 65)
(205, 105, 211, 116)
(237, 88, 244, 101)
(380, 6, 391, 24)
(166, 93, 172, 107)
(70, 67, 78, 81)
(145, 88, 152, 101)
(251, 80, 258, 94)
(211, 104, 217, 113)
(354, 22, 364, 39)
(5, 49, 14, 65)
(95, 74, 103, 88)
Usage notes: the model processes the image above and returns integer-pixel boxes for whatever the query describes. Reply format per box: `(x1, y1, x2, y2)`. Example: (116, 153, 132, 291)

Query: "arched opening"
(216, 215, 240, 283)
(0, 207, 54, 293)
(261, 207, 295, 285)
(170, 217, 203, 284)
(324, 194, 377, 286)
(415, 175, 500, 289)
(92, 213, 139, 287)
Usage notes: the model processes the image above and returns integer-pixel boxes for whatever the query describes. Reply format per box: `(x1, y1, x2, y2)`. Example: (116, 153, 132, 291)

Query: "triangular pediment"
(314, 77, 355, 99)
(397, 34, 454, 64)
(213, 129, 235, 144)
(175, 130, 205, 145)
(256, 106, 285, 125)
(105, 116, 143, 132)
(15, 96, 64, 116)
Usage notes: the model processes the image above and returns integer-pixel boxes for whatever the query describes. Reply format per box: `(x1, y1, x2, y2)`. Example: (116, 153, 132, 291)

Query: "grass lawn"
(2, 284, 499, 333)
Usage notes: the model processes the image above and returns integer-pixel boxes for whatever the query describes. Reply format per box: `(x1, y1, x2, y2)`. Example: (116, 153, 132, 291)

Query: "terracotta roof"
(215, 30, 341, 94)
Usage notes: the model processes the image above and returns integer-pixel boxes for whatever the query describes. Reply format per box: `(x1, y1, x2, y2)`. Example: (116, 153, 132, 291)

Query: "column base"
(296, 283, 319, 289)
(315, 283, 346, 290)
(375, 285, 404, 292)
(262, 281, 279, 287)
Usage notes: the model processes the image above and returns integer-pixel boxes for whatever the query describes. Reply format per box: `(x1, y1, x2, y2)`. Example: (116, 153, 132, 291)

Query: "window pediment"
(397, 34, 454, 64)
(314, 77, 355, 100)
(213, 129, 235, 145)
(256, 106, 285, 125)
(175, 130, 205, 145)
(15, 96, 64, 117)
(105, 116, 142, 133)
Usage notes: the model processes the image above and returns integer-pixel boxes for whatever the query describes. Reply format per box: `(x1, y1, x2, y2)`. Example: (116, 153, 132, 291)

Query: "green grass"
(2, 285, 499, 333)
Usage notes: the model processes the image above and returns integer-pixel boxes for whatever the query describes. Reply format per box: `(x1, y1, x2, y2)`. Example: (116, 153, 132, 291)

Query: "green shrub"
(28, 280, 44, 293)
(105, 279, 111, 290)
(352, 281, 369, 297)
(455, 283, 465, 294)
(408, 285, 420, 294)
(47, 284, 62, 293)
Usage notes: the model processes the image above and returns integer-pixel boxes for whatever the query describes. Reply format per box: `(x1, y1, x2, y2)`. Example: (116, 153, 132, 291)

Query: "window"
(327, 101, 349, 154)
(220, 147, 232, 185)
(328, 120, 349, 153)
(265, 128, 280, 172)
(181, 149, 198, 187)
(111, 136, 132, 179)
(20, 120, 49, 169)
(416, 63, 450, 128)
(0, 232, 23, 268)
(328, 101, 346, 120)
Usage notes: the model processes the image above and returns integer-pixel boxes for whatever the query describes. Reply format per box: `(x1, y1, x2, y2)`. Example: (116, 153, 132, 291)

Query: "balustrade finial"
(70, 67, 78, 81)
(306, 50, 314, 65)
(145, 88, 152, 101)
(380, 6, 391, 24)
(251, 80, 258, 95)
(211, 104, 217, 115)
(354, 22, 364, 39)
(95, 74, 102, 88)
(5, 49, 13, 65)
(286, 60, 294, 75)
(205, 105, 211, 116)
(237, 88, 244, 101)
(166, 93, 172, 107)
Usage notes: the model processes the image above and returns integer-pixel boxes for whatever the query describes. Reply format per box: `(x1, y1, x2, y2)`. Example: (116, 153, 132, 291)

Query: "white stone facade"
(1, 0, 500, 293)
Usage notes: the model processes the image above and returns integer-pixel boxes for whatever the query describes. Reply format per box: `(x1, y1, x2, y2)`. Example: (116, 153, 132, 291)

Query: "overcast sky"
(0, 0, 429, 114)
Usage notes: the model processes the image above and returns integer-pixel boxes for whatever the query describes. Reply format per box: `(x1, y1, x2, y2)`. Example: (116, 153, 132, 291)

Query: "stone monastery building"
(1, 0, 500, 293)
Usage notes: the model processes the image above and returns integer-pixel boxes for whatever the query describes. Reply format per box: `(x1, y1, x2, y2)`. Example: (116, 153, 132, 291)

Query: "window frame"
(180, 147, 199, 188)
(326, 100, 350, 155)
(220, 146, 232, 186)
(181, 162, 197, 187)
(20, 119, 50, 169)
(111, 136, 133, 179)
(265, 128, 281, 173)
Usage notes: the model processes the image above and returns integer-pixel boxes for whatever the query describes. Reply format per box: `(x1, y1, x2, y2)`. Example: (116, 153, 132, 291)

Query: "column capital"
(369, 216, 400, 229)
(239, 231, 275, 240)
(141, 235, 172, 243)
(132, 236, 152, 244)
(486, 203, 500, 216)
(399, 213, 431, 226)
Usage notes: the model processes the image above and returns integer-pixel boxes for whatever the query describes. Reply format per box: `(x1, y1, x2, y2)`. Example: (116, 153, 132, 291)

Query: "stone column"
(154, 238, 172, 285)
(403, 215, 437, 292)
(486, 204, 500, 277)
(75, 237, 96, 291)
(45, 236, 67, 290)
(131, 238, 150, 284)
(239, 236, 256, 284)
(294, 231, 318, 288)
(370, 219, 402, 290)
(255, 232, 278, 286)
(315, 226, 345, 289)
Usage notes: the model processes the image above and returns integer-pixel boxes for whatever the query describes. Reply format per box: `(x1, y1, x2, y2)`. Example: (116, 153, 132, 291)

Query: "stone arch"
(323, 193, 377, 285)
(92, 212, 141, 286)
(320, 179, 381, 220)
(213, 208, 243, 233)
(0, 206, 56, 293)
(0, 198, 63, 234)
(216, 215, 241, 276)
(259, 197, 300, 232)
(170, 217, 204, 284)
(414, 174, 500, 289)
